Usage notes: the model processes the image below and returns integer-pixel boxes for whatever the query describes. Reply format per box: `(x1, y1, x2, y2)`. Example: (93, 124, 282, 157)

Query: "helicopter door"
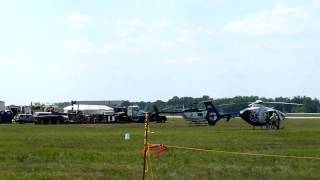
(258, 111, 267, 122)
(250, 111, 258, 121)
(250, 110, 267, 122)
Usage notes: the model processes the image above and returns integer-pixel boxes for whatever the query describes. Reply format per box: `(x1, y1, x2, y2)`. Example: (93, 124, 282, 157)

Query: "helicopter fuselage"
(182, 108, 209, 120)
(181, 102, 286, 128)
(239, 104, 285, 126)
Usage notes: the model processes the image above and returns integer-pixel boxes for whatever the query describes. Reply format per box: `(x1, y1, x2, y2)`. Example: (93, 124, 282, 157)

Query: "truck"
(127, 105, 167, 123)
(127, 106, 146, 122)
(0, 111, 13, 123)
(0, 101, 5, 112)
(0, 101, 14, 123)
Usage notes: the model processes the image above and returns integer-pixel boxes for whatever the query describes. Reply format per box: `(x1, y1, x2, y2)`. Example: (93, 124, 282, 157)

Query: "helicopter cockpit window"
(198, 103, 206, 110)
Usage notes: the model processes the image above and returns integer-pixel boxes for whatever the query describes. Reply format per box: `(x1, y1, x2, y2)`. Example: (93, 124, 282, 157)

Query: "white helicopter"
(162, 101, 239, 125)
(238, 100, 302, 129)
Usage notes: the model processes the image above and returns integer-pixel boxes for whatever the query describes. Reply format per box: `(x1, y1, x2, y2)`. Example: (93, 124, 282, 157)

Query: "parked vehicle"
(32, 105, 167, 125)
(33, 112, 66, 124)
(13, 114, 34, 124)
(0, 110, 13, 124)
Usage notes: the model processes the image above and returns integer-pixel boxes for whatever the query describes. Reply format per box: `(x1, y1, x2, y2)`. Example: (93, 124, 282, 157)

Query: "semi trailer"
(32, 105, 166, 124)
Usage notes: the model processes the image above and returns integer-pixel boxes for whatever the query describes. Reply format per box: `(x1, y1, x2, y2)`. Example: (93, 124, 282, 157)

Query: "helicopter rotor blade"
(160, 107, 173, 111)
(216, 102, 254, 107)
(216, 103, 236, 107)
(263, 102, 303, 106)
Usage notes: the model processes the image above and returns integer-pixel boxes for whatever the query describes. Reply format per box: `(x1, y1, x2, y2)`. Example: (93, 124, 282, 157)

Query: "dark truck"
(33, 112, 66, 124)
(127, 105, 167, 123)
(0, 111, 14, 124)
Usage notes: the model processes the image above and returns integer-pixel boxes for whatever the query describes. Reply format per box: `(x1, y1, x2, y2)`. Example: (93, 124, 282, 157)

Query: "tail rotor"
(203, 101, 222, 126)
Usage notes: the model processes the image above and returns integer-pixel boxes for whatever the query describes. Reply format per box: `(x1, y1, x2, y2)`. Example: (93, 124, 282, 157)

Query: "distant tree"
(121, 101, 131, 107)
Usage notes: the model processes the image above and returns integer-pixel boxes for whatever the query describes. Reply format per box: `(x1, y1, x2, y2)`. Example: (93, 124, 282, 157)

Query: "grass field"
(0, 118, 319, 180)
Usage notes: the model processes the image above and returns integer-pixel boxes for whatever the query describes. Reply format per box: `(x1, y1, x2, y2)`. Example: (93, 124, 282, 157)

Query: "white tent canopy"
(64, 104, 114, 115)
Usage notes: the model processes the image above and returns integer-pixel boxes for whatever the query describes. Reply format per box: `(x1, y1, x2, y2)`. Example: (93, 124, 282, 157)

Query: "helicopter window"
(198, 103, 206, 110)
(198, 113, 203, 117)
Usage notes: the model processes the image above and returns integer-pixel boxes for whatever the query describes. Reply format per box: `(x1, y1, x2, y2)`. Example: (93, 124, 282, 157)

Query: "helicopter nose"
(239, 111, 244, 118)
(239, 110, 249, 120)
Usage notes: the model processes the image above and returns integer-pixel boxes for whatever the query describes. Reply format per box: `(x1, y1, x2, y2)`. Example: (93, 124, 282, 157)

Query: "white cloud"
(116, 18, 146, 29)
(65, 13, 91, 27)
(114, 18, 216, 37)
(251, 42, 309, 51)
(60, 18, 220, 57)
(224, 3, 317, 36)
(310, 0, 320, 7)
(152, 19, 172, 30)
(114, 19, 173, 38)
(115, 19, 173, 31)
(99, 34, 176, 55)
(176, 36, 195, 44)
(0, 57, 10, 65)
(61, 40, 95, 55)
(114, 19, 148, 38)
(176, 25, 217, 37)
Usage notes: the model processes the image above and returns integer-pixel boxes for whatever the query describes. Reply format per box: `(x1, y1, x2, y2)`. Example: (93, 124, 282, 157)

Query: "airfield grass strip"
(153, 144, 320, 160)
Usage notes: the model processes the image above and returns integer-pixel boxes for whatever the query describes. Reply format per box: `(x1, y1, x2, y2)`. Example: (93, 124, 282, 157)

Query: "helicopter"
(164, 100, 302, 129)
(178, 101, 239, 125)
(238, 100, 304, 129)
(161, 101, 239, 125)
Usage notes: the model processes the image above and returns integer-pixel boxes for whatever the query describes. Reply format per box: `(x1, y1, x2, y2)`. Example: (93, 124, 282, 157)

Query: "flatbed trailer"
(33, 112, 66, 124)
(33, 112, 119, 124)
(33, 108, 167, 125)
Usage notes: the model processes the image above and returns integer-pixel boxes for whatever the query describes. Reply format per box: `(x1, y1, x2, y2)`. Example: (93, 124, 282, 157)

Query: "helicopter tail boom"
(204, 101, 239, 126)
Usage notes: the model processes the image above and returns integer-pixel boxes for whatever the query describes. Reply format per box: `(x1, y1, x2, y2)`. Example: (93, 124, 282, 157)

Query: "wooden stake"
(142, 112, 150, 180)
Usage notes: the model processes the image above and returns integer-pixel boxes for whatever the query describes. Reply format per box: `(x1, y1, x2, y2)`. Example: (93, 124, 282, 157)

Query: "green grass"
(0, 118, 319, 179)
(286, 113, 320, 117)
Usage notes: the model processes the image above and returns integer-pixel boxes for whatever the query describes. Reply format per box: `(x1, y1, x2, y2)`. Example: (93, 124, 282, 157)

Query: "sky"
(0, 0, 320, 105)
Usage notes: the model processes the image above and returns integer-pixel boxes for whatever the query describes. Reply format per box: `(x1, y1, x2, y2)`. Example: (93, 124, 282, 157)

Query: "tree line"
(122, 95, 320, 113)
